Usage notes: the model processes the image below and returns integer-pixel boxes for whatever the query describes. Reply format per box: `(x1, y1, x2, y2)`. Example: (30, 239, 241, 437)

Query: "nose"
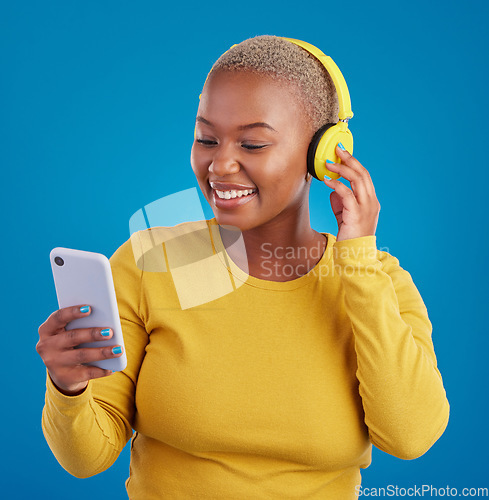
(209, 143, 241, 177)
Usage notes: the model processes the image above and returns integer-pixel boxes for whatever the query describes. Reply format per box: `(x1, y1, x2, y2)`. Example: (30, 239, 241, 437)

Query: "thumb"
(330, 190, 343, 224)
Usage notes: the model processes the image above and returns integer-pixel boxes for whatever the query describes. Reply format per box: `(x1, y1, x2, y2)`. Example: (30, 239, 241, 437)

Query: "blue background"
(1, 0, 487, 498)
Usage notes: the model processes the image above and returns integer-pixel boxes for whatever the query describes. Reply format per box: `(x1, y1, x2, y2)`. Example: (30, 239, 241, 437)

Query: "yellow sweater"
(42, 218, 449, 499)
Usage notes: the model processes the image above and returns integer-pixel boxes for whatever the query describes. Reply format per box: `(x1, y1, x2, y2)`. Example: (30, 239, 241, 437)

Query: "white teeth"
(215, 189, 256, 199)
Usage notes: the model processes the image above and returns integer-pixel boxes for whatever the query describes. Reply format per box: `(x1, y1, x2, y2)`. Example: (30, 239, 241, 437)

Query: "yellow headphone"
(199, 37, 353, 181)
(282, 38, 353, 181)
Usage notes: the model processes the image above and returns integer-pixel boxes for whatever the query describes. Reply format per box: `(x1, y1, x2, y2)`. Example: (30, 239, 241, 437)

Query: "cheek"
(260, 144, 307, 180)
(258, 147, 309, 200)
(190, 144, 207, 178)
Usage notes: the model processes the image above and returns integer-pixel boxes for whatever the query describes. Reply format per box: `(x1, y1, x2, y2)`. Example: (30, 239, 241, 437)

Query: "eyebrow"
(196, 116, 277, 133)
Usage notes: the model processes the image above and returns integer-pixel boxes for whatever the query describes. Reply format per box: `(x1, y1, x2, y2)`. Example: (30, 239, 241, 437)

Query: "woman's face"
(191, 70, 313, 232)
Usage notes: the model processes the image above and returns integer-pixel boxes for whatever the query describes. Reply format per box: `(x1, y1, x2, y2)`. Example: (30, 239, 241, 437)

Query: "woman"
(37, 35, 449, 499)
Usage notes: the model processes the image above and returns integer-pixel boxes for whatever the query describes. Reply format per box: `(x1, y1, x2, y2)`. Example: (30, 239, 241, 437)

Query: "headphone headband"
(281, 37, 353, 122)
(200, 38, 353, 123)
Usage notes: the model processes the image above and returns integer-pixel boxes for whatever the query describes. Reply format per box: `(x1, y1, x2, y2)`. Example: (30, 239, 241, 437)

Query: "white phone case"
(50, 247, 127, 371)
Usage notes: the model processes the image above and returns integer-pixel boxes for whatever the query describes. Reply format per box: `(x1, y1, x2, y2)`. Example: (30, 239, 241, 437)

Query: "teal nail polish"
(101, 328, 111, 337)
(338, 142, 346, 151)
(112, 346, 122, 355)
(326, 159, 335, 164)
(80, 306, 90, 313)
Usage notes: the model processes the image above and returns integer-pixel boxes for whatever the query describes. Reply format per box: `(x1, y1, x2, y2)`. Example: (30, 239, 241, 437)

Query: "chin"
(212, 212, 248, 232)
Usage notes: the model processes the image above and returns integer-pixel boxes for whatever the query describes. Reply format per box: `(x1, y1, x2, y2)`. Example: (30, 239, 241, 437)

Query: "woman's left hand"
(323, 144, 381, 242)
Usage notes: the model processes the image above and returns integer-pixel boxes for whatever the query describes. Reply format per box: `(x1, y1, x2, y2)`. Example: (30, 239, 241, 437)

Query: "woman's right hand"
(36, 305, 124, 396)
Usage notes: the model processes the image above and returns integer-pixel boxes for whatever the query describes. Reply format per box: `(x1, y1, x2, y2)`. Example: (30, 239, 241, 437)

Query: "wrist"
(333, 235, 378, 268)
(49, 373, 88, 397)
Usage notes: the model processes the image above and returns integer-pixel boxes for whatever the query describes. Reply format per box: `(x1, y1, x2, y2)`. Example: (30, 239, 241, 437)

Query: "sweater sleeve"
(41, 236, 148, 478)
(333, 236, 449, 460)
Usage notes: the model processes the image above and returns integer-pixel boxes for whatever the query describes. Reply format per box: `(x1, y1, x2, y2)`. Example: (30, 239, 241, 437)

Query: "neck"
(219, 204, 327, 281)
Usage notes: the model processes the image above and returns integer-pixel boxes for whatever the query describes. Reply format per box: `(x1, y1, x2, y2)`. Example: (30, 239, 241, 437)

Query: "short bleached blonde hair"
(207, 35, 339, 137)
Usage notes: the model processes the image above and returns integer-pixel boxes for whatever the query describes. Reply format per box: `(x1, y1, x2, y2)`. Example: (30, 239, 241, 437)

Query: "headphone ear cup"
(307, 123, 354, 180)
(307, 123, 335, 180)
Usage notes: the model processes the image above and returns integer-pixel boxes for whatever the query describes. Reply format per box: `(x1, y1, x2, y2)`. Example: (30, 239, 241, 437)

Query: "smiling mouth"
(211, 187, 258, 209)
(214, 188, 257, 199)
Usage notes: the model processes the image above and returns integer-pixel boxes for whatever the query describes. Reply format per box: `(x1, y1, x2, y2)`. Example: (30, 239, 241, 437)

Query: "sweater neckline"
(206, 218, 335, 291)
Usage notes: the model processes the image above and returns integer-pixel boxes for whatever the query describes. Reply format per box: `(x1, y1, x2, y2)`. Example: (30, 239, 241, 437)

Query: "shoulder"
(111, 218, 216, 273)
(376, 246, 415, 284)
(327, 233, 419, 289)
(376, 246, 429, 315)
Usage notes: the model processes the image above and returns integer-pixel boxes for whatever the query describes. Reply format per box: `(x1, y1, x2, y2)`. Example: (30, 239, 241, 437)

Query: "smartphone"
(50, 247, 127, 372)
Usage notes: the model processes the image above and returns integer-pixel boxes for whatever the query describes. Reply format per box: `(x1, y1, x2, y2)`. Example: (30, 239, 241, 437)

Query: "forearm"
(42, 372, 132, 478)
(334, 236, 449, 459)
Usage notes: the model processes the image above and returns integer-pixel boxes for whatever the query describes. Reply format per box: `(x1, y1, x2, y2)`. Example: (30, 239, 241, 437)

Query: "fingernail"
(112, 346, 123, 355)
(101, 328, 111, 337)
(323, 176, 331, 182)
(338, 142, 346, 151)
(80, 306, 90, 313)
(326, 159, 335, 164)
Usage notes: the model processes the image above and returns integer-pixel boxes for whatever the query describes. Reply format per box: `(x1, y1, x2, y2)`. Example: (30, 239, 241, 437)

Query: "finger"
(63, 344, 124, 367)
(329, 191, 344, 224)
(325, 160, 370, 203)
(81, 365, 114, 382)
(336, 144, 365, 173)
(61, 327, 113, 349)
(323, 176, 359, 212)
(336, 145, 377, 198)
(39, 305, 91, 338)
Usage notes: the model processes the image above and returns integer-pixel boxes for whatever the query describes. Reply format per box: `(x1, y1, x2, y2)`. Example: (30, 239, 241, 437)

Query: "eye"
(196, 139, 217, 146)
(241, 144, 268, 150)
